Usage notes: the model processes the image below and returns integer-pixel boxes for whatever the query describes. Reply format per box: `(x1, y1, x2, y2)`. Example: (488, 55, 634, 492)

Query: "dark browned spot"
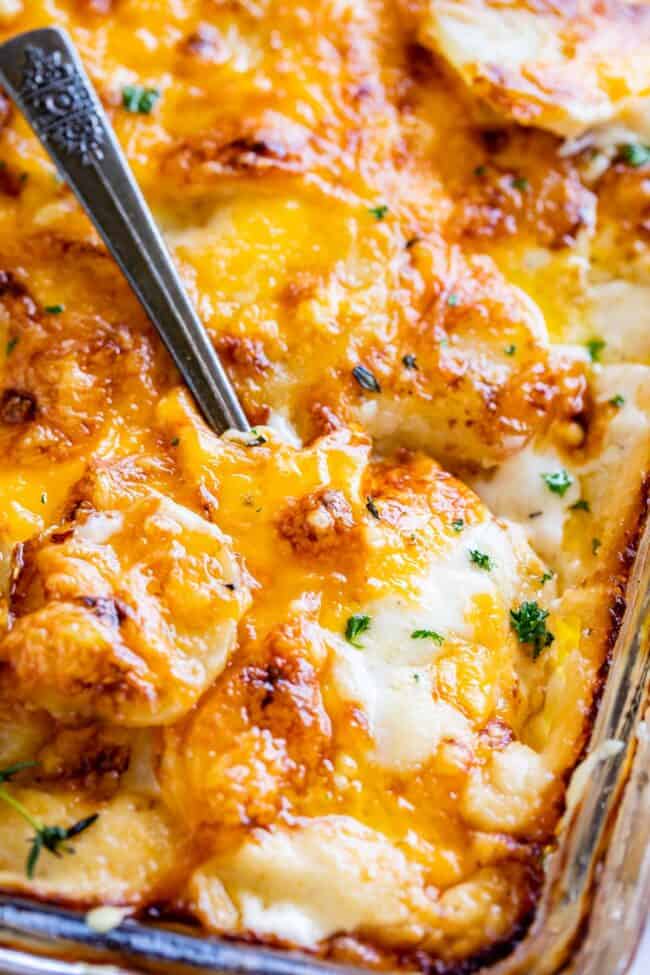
(405, 43, 444, 83)
(480, 128, 510, 154)
(0, 270, 28, 299)
(308, 402, 343, 437)
(80, 595, 130, 627)
(182, 23, 228, 61)
(0, 388, 37, 424)
(50, 528, 75, 544)
(277, 488, 356, 555)
(216, 334, 270, 374)
(0, 162, 25, 198)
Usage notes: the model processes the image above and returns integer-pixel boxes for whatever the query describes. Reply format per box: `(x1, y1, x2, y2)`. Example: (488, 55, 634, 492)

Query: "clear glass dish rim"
(0, 519, 648, 975)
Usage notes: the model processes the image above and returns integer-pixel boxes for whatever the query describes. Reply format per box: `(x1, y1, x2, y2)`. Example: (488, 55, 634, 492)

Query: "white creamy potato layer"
(419, 0, 650, 140)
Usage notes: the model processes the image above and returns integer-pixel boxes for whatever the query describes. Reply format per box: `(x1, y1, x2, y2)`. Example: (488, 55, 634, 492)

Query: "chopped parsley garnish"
(510, 601, 554, 658)
(512, 176, 529, 191)
(542, 469, 573, 497)
(592, 537, 602, 555)
(368, 204, 388, 220)
(352, 364, 381, 393)
(504, 343, 516, 356)
(246, 430, 267, 447)
(40, 492, 47, 504)
(402, 353, 418, 369)
(6, 335, 18, 355)
(620, 143, 650, 168)
(540, 570, 554, 584)
(122, 84, 160, 114)
(609, 394, 625, 408)
(366, 496, 380, 519)
(170, 437, 180, 447)
(345, 614, 371, 649)
(447, 293, 459, 307)
(586, 338, 606, 362)
(474, 164, 487, 178)
(570, 498, 590, 512)
(451, 518, 464, 532)
(469, 549, 493, 571)
(44, 304, 64, 314)
(0, 762, 99, 877)
(411, 629, 444, 645)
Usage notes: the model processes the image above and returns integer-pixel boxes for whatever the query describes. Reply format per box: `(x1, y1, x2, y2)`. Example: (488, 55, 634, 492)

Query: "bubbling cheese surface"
(0, 1, 648, 972)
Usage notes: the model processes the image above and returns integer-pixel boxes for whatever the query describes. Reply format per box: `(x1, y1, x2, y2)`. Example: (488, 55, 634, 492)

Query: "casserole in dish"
(0, 1, 648, 973)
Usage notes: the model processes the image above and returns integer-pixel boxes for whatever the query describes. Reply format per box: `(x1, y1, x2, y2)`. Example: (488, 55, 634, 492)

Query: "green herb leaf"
(0, 761, 37, 783)
(620, 143, 650, 168)
(26, 814, 99, 878)
(586, 338, 606, 362)
(402, 353, 418, 369)
(447, 293, 459, 307)
(352, 364, 381, 393)
(542, 469, 573, 497)
(411, 629, 444, 644)
(366, 496, 380, 519)
(510, 601, 554, 658)
(44, 304, 64, 314)
(504, 343, 516, 356)
(61, 812, 100, 841)
(451, 518, 464, 532)
(170, 437, 180, 447)
(474, 164, 487, 178)
(345, 614, 371, 648)
(540, 571, 554, 584)
(609, 394, 625, 408)
(122, 84, 160, 114)
(0, 764, 99, 877)
(570, 498, 590, 512)
(592, 537, 602, 555)
(512, 176, 529, 191)
(6, 335, 18, 355)
(26, 834, 42, 878)
(368, 204, 388, 220)
(469, 549, 493, 571)
(246, 430, 267, 447)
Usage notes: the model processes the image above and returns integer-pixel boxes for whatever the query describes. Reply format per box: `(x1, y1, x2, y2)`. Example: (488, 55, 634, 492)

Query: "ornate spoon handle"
(0, 27, 249, 434)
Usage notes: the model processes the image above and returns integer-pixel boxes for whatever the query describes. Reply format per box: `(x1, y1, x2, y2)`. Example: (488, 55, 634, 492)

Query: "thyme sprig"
(0, 762, 99, 877)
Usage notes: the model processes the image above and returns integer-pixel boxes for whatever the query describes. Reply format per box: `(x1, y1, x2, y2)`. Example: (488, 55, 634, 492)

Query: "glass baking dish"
(0, 512, 647, 975)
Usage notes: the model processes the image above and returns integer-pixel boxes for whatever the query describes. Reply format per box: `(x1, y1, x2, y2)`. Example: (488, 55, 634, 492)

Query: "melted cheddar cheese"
(0, 1, 648, 972)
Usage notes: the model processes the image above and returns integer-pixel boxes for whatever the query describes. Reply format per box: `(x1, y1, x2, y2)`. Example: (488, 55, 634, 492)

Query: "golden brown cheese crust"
(3, 487, 249, 725)
(0, 0, 648, 971)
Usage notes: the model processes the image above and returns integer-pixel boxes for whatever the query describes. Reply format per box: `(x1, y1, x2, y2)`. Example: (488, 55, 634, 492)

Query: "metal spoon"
(0, 26, 249, 434)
